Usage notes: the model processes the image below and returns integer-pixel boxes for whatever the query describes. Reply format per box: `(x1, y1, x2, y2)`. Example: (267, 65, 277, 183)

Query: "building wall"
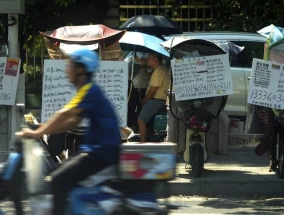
(119, 0, 213, 32)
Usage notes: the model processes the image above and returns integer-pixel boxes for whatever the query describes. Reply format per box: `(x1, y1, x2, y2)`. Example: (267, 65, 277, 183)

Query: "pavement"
(157, 145, 284, 197)
(164, 196, 284, 214)
(3, 196, 284, 214)
(2, 145, 284, 214)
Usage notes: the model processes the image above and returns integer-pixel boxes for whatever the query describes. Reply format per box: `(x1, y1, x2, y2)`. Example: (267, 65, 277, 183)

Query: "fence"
(119, 0, 213, 32)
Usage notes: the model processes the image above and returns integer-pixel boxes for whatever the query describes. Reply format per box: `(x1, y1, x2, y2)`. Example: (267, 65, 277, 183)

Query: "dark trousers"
(51, 153, 108, 215)
(66, 132, 84, 155)
(271, 123, 284, 161)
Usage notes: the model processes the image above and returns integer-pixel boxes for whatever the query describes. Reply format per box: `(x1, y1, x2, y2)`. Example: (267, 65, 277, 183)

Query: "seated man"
(16, 48, 121, 215)
(138, 52, 170, 142)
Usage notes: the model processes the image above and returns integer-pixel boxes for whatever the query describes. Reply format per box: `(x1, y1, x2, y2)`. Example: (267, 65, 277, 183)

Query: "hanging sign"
(248, 58, 284, 110)
(0, 57, 21, 105)
(171, 54, 233, 101)
(42, 60, 128, 127)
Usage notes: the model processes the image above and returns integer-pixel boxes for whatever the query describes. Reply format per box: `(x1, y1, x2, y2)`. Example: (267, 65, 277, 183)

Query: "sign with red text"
(248, 58, 284, 110)
(0, 57, 21, 105)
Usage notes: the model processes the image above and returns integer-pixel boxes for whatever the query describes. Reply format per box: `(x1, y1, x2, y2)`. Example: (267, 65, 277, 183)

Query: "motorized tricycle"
(161, 37, 229, 177)
(270, 109, 284, 177)
(0, 104, 177, 215)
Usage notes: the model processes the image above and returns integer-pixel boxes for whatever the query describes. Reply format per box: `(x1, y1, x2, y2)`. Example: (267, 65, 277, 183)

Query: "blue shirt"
(64, 81, 121, 164)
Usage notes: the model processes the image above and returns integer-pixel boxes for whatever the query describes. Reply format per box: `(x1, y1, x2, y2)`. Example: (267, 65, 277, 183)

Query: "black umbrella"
(118, 15, 183, 37)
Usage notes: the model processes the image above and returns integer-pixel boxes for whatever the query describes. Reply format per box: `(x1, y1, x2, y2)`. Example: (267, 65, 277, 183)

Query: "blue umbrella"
(119, 31, 169, 57)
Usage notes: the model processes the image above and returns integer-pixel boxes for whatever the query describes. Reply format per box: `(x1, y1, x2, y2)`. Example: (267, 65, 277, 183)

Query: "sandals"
(269, 160, 279, 172)
(255, 139, 268, 156)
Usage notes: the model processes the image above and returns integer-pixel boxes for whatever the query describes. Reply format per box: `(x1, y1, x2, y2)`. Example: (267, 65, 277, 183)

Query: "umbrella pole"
(130, 46, 136, 81)
(99, 43, 102, 59)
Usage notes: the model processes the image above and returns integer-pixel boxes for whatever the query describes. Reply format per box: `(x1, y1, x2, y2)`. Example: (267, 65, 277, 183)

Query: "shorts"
(138, 99, 166, 124)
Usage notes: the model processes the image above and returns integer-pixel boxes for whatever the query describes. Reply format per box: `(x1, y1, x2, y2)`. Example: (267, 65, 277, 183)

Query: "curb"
(156, 178, 284, 197)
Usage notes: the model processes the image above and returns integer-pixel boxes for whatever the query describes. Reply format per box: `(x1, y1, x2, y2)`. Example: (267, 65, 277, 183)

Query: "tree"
(12, 0, 112, 106)
(20, 0, 110, 47)
(153, 0, 181, 17)
(191, 0, 284, 32)
(9, 0, 110, 80)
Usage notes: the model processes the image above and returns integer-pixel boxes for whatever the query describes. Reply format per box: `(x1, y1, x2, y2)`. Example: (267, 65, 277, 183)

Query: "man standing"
(138, 52, 170, 142)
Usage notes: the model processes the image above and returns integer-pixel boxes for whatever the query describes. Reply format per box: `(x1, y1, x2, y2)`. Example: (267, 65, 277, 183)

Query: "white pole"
(8, 14, 25, 145)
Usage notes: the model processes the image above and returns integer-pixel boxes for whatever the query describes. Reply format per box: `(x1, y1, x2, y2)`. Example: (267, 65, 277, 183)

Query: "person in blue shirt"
(16, 48, 121, 215)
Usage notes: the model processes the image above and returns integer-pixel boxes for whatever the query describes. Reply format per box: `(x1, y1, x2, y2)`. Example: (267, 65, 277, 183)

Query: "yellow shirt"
(146, 65, 170, 100)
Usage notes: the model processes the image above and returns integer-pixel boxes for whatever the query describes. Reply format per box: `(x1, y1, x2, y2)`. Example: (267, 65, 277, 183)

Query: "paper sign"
(93, 63, 128, 126)
(171, 54, 233, 101)
(0, 57, 21, 105)
(247, 58, 284, 110)
(41, 60, 128, 127)
(42, 60, 73, 121)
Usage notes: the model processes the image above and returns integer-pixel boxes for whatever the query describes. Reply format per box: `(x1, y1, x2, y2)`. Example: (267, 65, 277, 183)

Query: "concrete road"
(1, 196, 284, 214)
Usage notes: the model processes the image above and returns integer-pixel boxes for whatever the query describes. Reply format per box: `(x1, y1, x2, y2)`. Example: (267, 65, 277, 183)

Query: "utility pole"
(8, 14, 25, 145)
(0, 0, 25, 149)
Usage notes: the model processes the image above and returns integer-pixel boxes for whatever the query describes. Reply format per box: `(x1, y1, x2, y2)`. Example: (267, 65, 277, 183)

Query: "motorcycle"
(178, 98, 214, 177)
(166, 92, 227, 177)
(0, 104, 176, 215)
(271, 108, 284, 178)
(162, 37, 229, 177)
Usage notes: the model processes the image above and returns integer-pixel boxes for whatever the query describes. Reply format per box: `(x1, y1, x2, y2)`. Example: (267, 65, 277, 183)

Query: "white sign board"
(42, 60, 128, 127)
(171, 54, 233, 101)
(248, 58, 284, 110)
(0, 0, 25, 14)
(0, 57, 21, 105)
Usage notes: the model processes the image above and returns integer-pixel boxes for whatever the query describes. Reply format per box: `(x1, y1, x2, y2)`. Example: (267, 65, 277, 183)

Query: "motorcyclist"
(16, 48, 121, 215)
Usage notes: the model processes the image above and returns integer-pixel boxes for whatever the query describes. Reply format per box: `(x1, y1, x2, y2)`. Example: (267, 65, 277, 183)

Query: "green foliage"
(20, 0, 110, 47)
(55, 0, 76, 7)
(153, 0, 181, 17)
(190, 0, 284, 32)
(15, 0, 110, 84)
(153, 0, 179, 5)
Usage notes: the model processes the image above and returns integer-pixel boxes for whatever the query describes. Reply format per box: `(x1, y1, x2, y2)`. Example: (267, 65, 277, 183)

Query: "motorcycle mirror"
(16, 103, 25, 115)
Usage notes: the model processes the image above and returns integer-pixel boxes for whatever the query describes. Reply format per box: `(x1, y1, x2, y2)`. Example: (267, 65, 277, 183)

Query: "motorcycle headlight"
(193, 101, 202, 109)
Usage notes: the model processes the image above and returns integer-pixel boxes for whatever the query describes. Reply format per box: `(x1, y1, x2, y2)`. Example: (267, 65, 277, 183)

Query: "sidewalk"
(157, 146, 284, 197)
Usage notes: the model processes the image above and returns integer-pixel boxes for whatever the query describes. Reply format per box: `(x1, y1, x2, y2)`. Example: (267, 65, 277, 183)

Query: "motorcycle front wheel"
(190, 145, 204, 177)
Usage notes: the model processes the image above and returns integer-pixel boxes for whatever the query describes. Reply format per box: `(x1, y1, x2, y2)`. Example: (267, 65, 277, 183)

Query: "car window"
(230, 41, 265, 68)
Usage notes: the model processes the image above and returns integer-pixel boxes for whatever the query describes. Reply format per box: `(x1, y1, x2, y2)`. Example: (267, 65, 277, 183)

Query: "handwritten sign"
(0, 57, 21, 105)
(41, 60, 128, 127)
(93, 62, 128, 126)
(171, 54, 233, 101)
(248, 58, 284, 110)
(42, 60, 73, 121)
